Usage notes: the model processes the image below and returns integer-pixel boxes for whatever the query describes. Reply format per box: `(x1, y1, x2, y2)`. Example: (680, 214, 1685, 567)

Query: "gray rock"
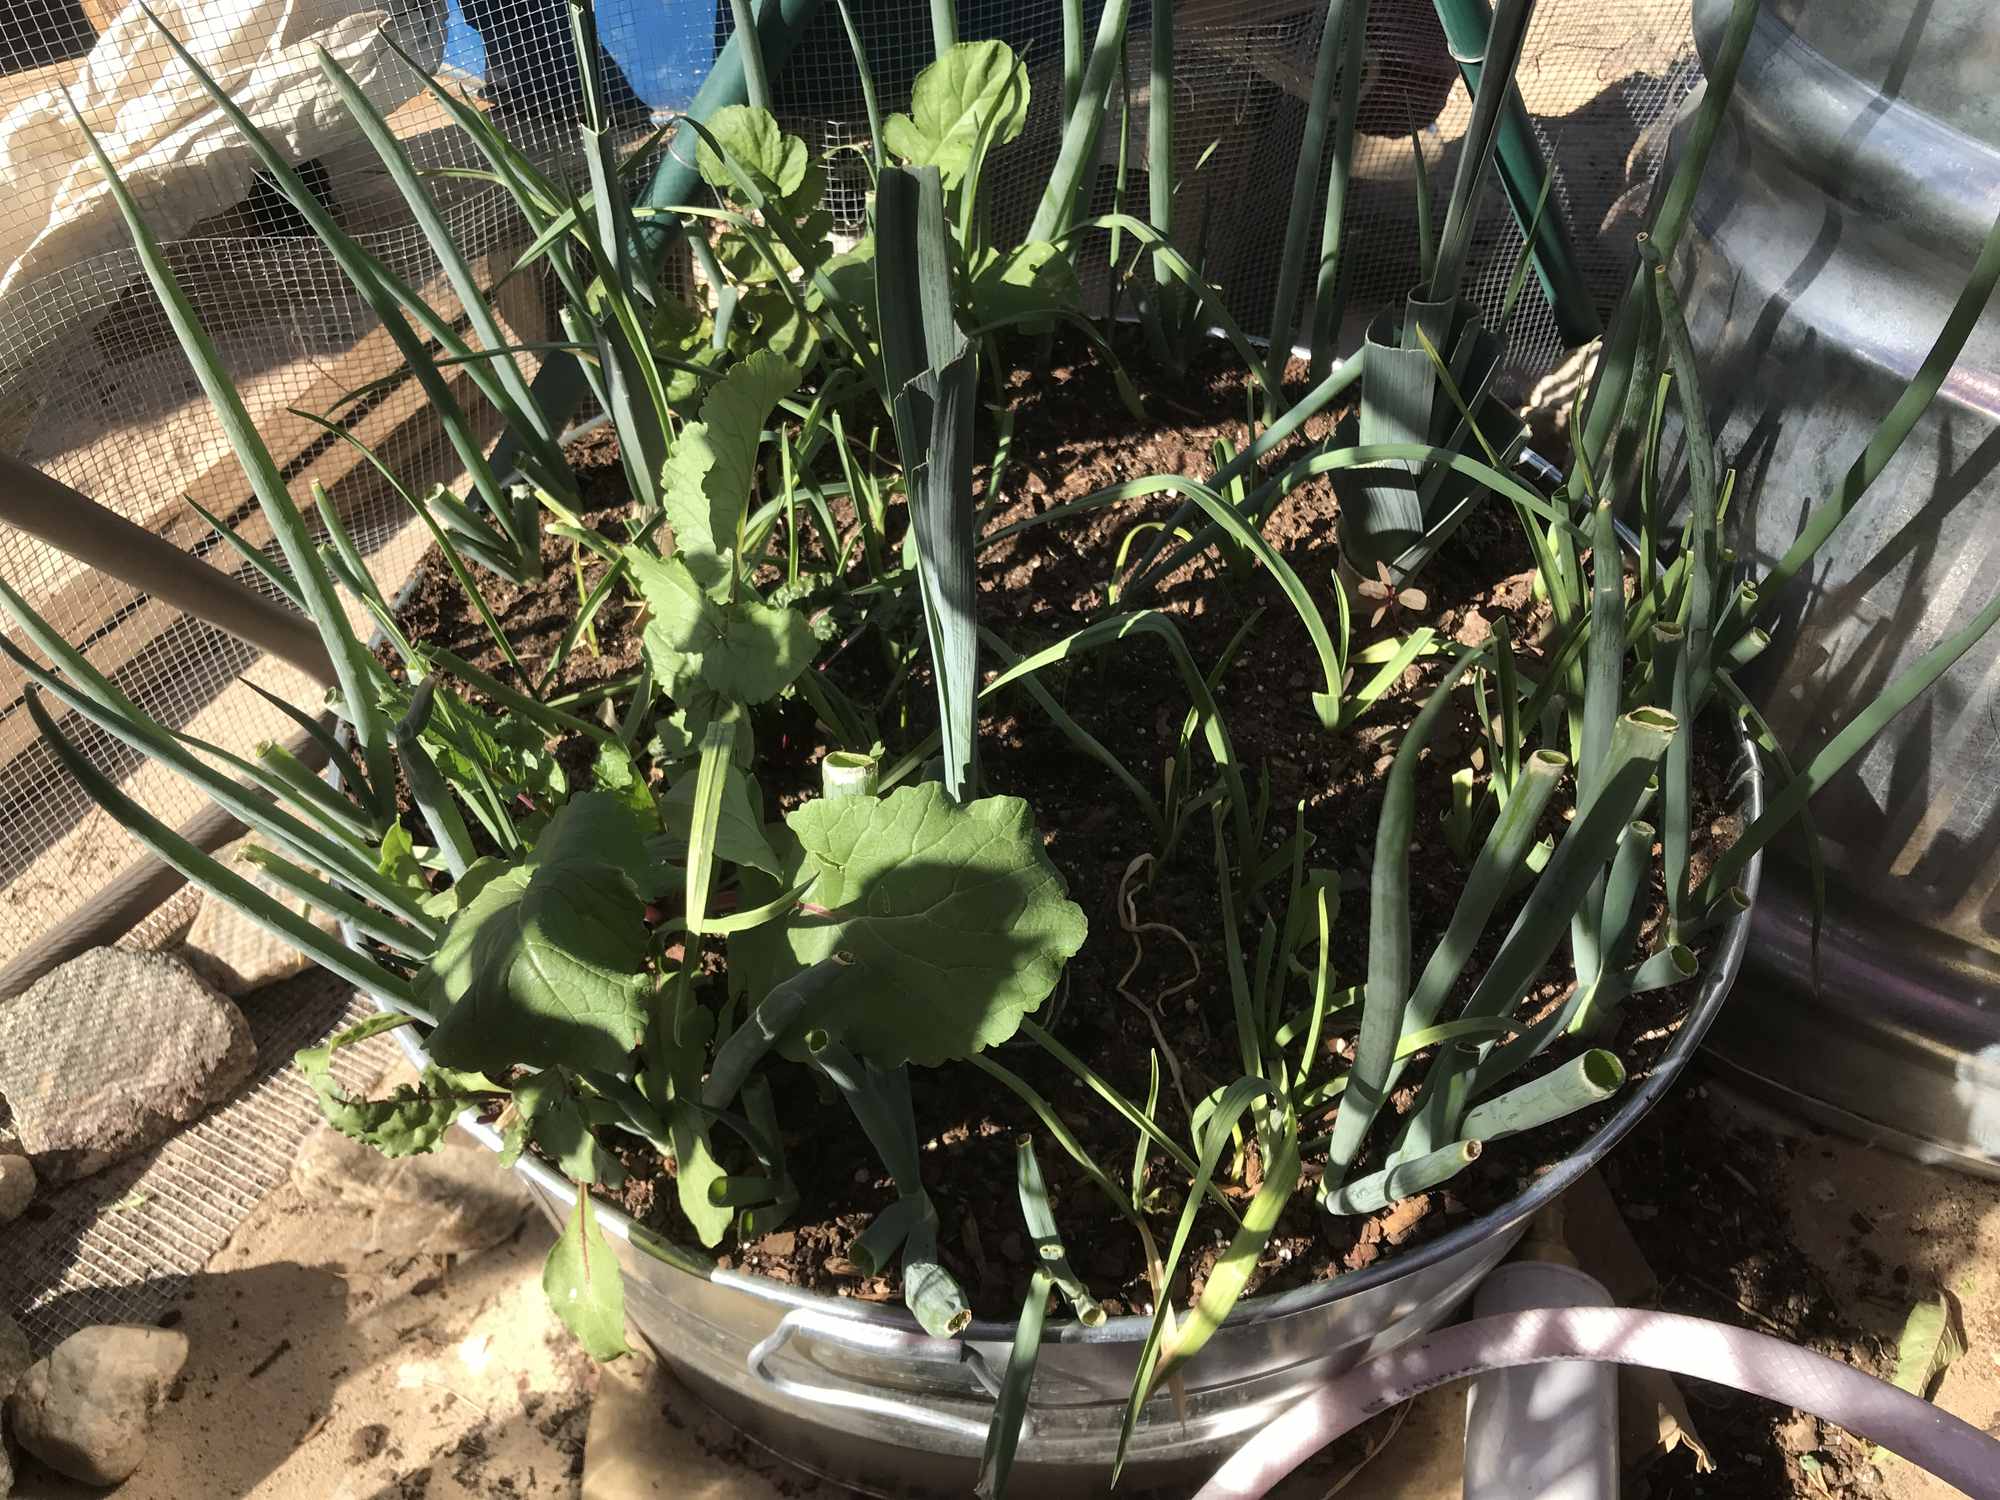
(0, 1149, 34, 1222)
(179, 837, 333, 996)
(0, 1312, 31, 1399)
(0, 950, 255, 1184)
(7, 1325, 189, 1485)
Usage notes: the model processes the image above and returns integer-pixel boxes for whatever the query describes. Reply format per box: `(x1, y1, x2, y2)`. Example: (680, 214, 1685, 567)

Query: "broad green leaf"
(592, 741, 659, 826)
(503, 1072, 624, 1186)
(1887, 1293, 1967, 1398)
(420, 853, 511, 920)
(531, 790, 655, 886)
(377, 820, 429, 896)
(658, 350, 802, 594)
(644, 984, 735, 1247)
(967, 240, 1080, 326)
(657, 760, 783, 878)
(419, 861, 652, 1075)
(627, 549, 815, 706)
(735, 288, 817, 364)
(696, 104, 809, 199)
(544, 1191, 631, 1360)
(646, 696, 755, 769)
(885, 41, 1030, 187)
(755, 785, 1086, 1066)
(818, 234, 877, 318)
(294, 1013, 497, 1158)
(717, 209, 834, 285)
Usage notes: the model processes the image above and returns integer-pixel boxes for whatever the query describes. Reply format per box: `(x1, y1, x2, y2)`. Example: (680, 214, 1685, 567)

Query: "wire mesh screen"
(1, 972, 392, 1352)
(0, 0, 1696, 977)
(0, 0, 626, 971)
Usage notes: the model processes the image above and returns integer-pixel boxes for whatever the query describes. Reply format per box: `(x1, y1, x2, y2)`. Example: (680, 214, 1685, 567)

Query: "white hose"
(1196, 1306, 2000, 1500)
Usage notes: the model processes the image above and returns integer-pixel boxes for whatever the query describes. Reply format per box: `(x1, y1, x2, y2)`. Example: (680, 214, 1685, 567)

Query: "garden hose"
(1196, 1305, 2000, 1500)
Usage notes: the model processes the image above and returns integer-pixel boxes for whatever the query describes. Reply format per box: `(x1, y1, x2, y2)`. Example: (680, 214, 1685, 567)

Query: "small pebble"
(1808, 1178, 1838, 1204)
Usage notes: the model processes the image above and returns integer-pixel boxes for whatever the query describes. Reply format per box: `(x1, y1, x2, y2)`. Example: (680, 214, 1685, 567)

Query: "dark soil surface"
(393, 339, 1738, 1327)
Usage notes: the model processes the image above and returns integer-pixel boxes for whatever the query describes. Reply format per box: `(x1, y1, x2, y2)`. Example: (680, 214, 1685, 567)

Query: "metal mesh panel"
(1, 973, 388, 1354)
(0, 0, 630, 969)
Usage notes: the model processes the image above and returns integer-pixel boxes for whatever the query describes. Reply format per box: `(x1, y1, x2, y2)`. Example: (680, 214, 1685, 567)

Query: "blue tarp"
(442, 0, 714, 112)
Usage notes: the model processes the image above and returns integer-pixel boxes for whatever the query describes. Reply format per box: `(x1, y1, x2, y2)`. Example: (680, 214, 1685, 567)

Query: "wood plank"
(73, 0, 119, 39)
(0, 244, 555, 772)
(7, 243, 552, 704)
(0, 358, 480, 772)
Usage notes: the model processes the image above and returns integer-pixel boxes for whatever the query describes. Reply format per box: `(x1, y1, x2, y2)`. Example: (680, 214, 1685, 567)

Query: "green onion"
(1014, 1136, 1105, 1326)
(1459, 1050, 1625, 1142)
(702, 955, 850, 1109)
(975, 1269, 1051, 1499)
(1325, 651, 1481, 1185)
(1323, 1139, 1481, 1217)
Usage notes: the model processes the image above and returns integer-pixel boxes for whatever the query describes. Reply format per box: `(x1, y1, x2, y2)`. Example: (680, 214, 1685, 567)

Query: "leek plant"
(1334, 0, 1535, 583)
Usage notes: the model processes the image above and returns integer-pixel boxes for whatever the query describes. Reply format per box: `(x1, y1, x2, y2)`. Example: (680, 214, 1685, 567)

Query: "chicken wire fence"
(0, 0, 1692, 1366)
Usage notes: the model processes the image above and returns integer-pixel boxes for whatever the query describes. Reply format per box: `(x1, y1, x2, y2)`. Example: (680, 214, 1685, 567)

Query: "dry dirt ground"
(11, 1065, 1996, 1500)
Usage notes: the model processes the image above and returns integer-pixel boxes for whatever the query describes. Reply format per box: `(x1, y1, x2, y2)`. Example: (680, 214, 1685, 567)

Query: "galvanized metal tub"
(361, 738, 1761, 1496)
(1670, 0, 2000, 1174)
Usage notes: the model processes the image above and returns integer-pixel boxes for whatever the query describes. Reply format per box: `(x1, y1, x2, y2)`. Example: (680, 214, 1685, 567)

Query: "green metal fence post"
(1431, 0, 1601, 346)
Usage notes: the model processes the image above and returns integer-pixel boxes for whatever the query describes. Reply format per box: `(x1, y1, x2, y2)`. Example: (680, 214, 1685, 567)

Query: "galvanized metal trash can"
(1674, 0, 2000, 1173)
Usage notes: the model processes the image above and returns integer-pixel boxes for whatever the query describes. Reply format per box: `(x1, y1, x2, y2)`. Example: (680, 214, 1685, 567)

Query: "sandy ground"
(1761, 1098, 2000, 1500)
(7, 1061, 1996, 1500)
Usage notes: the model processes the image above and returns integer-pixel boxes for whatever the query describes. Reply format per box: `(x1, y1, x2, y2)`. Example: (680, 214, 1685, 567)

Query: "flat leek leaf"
(753, 784, 1086, 1066)
(1343, 307, 1437, 574)
(897, 349, 981, 797)
(879, 165, 980, 798)
(626, 548, 815, 705)
(294, 1012, 496, 1159)
(659, 350, 803, 595)
(884, 41, 1029, 186)
(419, 861, 652, 1075)
(544, 1191, 631, 1360)
(696, 104, 809, 199)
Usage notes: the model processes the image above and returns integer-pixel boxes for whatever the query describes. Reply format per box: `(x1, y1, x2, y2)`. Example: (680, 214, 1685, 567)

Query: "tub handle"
(747, 1306, 1004, 1444)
